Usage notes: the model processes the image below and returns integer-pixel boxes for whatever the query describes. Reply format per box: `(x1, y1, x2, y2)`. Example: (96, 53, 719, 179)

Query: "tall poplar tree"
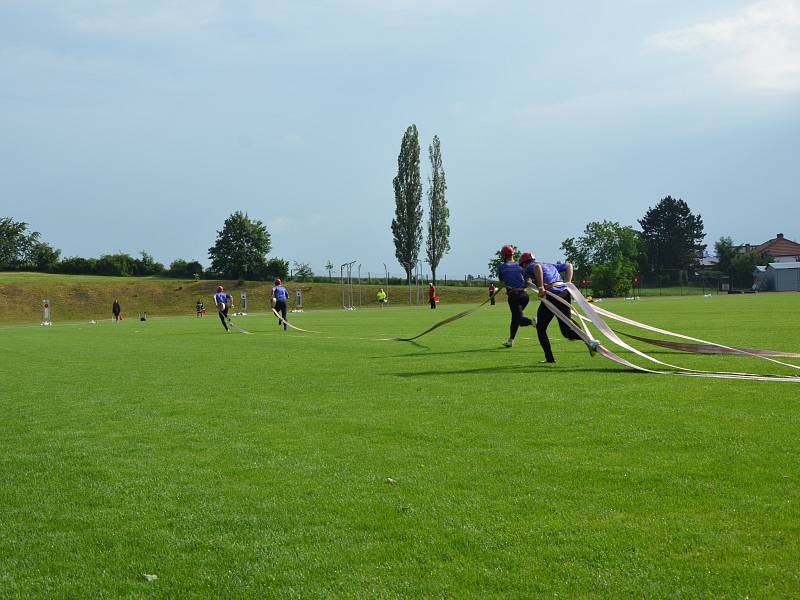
(425, 135, 450, 284)
(391, 124, 423, 283)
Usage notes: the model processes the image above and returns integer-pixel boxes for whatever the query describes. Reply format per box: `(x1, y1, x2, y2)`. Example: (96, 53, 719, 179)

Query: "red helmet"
(216, 285, 224, 292)
(500, 245, 514, 258)
(519, 252, 534, 266)
(274, 278, 281, 285)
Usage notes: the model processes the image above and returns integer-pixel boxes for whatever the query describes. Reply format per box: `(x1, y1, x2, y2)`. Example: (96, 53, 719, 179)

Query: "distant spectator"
(196, 299, 205, 317)
(428, 283, 437, 309)
(489, 283, 497, 306)
(376, 288, 388, 307)
(112, 299, 121, 322)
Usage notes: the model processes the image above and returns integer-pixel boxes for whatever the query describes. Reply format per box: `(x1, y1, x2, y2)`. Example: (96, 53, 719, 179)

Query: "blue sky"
(1, 0, 798, 279)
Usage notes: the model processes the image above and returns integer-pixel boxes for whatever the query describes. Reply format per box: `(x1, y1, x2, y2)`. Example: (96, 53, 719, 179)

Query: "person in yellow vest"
(376, 288, 388, 307)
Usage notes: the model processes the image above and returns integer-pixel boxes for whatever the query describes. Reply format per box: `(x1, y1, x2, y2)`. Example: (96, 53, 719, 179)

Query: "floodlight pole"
(349, 261, 356, 308)
(358, 264, 362, 306)
(383, 263, 389, 300)
(340, 263, 346, 309)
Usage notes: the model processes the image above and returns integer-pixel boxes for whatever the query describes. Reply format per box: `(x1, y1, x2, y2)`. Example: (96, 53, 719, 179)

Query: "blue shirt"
(272, 285, 289, 301)
(498, 261, 527, 289)
(213, 292, 227, 306)
(523, 261, 568, 292)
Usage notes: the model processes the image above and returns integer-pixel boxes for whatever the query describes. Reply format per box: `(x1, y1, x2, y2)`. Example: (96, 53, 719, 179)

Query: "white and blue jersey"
(213, 291, 227, 307)
(498, 261, 526, 289)
(272, 285, 289, 302)
(523, 261, 568, 292)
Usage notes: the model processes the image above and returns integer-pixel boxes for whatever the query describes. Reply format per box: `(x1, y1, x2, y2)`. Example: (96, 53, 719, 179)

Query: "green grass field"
(2, 293, 799, 598)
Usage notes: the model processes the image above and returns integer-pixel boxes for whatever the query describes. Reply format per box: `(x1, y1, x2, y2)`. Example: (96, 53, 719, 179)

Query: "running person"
(272, 278, 289, 330)
(497, 245, 533, 347)
(213, 285, 230, 332)
(519, 252, 598, 363)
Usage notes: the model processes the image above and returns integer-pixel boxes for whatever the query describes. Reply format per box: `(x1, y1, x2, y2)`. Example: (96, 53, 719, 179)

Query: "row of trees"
(553, 196, 769, 295)
(392, 125, 451, 284)
(0, 212, 294, 281)
(556, 196, 705, 296)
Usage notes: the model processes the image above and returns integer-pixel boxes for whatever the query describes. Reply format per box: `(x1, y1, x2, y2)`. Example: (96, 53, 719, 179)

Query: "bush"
(591, 254, 636, 297)
(57, 256, 97, 275)
(250, 258, 289, 281)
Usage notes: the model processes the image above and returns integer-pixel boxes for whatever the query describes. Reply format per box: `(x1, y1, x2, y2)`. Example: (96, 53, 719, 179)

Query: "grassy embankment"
(0, 272, 488, 324)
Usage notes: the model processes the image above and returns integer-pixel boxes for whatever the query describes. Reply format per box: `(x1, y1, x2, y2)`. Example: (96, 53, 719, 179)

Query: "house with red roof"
(756, 233, 800, 262)
(736, 233, 800, 262)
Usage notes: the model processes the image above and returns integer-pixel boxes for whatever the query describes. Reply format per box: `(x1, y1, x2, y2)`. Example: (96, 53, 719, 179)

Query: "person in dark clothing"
(519, 252, 598, 363)
(112, 299, 121, 322)
(496, 245, 533, 348)
(213, 285, 230, 332)
(428, 283, 437, 309)
(272, 278, 289, 331)
(488, 283, 497, 305)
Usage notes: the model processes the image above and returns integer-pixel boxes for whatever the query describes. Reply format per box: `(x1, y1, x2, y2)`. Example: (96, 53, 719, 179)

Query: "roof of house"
(756, 233, 800, 257)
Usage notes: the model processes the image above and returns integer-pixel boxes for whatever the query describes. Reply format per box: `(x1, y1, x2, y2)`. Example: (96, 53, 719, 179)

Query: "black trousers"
(217, 305, 229, 330)
(429, 297, 436, 309)
(506, 290, 533, 339)
(536, 289, 581, 362)
(275, 300, 287, 330)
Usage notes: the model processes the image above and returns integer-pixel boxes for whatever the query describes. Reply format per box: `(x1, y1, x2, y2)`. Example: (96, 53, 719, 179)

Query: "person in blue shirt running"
(519, 252, 598, 363)
(496, 244, 533, 347)
(272, 278, 289, 331)
(213, 285, 230, 332)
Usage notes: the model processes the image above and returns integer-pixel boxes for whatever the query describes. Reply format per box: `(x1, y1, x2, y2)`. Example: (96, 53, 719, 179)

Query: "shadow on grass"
(370, 346, 529, 359)
(391, 363, 624, 378)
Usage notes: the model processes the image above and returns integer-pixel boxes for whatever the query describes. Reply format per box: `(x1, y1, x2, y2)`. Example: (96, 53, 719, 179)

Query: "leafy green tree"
(560, 220, 643, 277)
(487, 244, 519, 279)
(185, 260, 204, 278)
(208, 211, 272, 279)
(95, 253, 135, 276)
(28, 241, 61, 272)
(58, 256, 97, 274)
(293, 261, 314, 281)
(425, 135, 450, 284)
(133, 251, 164, 276)
(591, 254, 637, 297)
(0, 217, 40, 269)
(325, 260, 334, 281)
(730, 251, 770, 289)
(251, 257, 289, 281)
(713, 236, 735, 274)
(391, 124, 423, 283)
(168, 259, 189, 277)
(638, 196, 705, 273)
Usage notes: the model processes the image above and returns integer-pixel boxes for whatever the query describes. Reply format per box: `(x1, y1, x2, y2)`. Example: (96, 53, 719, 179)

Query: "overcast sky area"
(1, 0, 798, 279)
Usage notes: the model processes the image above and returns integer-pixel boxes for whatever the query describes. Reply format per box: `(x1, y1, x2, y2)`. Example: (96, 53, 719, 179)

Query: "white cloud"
(648, 0, 800, 91)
